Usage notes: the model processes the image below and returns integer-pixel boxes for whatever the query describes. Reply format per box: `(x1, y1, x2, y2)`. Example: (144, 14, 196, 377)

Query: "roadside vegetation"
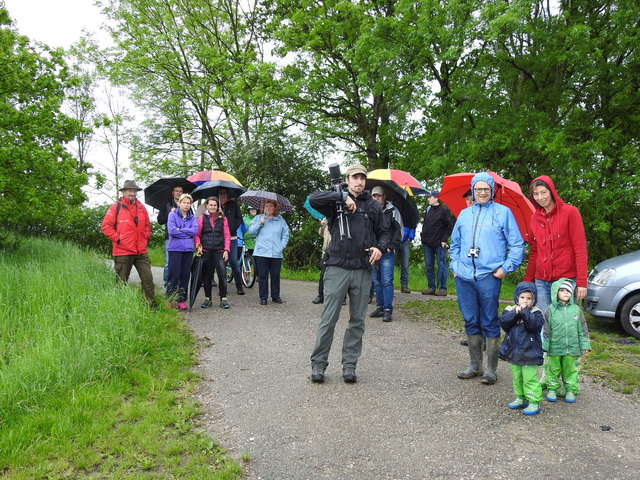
(0, 236, 242, 479)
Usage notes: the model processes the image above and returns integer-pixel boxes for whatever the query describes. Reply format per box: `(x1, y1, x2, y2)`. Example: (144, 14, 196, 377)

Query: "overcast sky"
(3, 0, 107, 48)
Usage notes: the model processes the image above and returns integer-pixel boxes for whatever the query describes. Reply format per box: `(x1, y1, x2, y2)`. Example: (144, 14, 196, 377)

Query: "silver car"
(584, 250, 640, 339)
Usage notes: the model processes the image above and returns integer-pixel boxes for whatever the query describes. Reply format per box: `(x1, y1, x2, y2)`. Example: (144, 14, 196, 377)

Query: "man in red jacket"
(101, 179, 157, 308)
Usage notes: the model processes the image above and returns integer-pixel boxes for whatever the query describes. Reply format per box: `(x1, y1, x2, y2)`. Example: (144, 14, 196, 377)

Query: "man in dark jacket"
(309, 165, 391, 384)
(420, 191, 454, 296)
(157, 184, 184, 289)
(370, 186, 403, 322)
(101, 179, 156, 309)
(219, 188, 245, 295)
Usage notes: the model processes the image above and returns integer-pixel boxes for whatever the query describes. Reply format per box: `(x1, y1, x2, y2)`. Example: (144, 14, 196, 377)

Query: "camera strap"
(471, 205, 488, 249)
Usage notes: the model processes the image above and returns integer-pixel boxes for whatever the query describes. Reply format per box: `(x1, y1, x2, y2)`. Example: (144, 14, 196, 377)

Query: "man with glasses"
(449, 172, 524, 385)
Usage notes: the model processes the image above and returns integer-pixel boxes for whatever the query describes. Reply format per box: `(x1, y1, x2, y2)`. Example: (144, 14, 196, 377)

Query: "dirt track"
(137, 266, 639, 479)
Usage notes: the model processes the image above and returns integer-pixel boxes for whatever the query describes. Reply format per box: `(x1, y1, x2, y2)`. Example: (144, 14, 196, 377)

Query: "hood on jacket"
(550, 277, 575, 306)
(514, 281, 538, 306)
(528, 175, 566, 213)
(471, 172, 495, 203)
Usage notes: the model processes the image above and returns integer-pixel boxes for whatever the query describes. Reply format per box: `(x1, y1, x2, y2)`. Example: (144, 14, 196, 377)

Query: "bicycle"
(226, 243, 256, 288)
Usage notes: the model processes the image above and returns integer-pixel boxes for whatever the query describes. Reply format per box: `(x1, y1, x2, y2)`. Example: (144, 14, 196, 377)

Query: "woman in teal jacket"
(248, 200, 290, 305)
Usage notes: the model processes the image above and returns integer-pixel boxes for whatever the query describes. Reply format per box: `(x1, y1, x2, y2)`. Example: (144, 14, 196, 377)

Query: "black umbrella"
(144, 177, 197, 210)
(191, 180, 245, 201)
(238, 190, 294, 212)
(365, 179, 419, 230)
(188, 255, 204, 311)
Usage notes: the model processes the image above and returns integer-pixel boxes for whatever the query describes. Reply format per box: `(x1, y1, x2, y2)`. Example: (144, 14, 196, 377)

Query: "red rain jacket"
(523, 176, 588, 288)
(101, 198, 151, 256)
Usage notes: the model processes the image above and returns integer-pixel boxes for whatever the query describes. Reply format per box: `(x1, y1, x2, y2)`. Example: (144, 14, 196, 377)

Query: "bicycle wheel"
(242, 255, 256, 288)
(225, 261, 234, 283)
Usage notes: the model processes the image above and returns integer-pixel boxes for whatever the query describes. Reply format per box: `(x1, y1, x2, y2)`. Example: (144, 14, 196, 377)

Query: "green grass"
(399, 298, 640, 394)
(0, 238, 242, 479)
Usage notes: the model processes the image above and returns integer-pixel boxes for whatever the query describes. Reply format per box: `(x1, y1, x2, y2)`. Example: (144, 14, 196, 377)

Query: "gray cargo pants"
(310, 266, 371, 369)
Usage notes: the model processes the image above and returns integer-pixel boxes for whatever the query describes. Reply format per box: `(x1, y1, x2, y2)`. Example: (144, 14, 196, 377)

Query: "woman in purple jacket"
(167, 193, 198, 310)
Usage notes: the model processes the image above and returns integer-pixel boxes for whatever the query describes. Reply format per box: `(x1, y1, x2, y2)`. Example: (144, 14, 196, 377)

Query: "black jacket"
(222, 199, 243, 237)
(310, 189, 390, 270)
(420, 203, 454, 247)
(383, 201, 403, 252)
(157, 200, 178, 239)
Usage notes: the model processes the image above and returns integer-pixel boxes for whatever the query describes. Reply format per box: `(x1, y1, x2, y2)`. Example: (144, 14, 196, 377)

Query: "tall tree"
(266, 0, 426, 170)
(0, 8, 87, 231)
(97, 0, 282, 181)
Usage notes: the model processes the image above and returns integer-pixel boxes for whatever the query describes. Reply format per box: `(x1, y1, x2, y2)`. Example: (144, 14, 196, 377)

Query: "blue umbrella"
(304, 195, 325, 220)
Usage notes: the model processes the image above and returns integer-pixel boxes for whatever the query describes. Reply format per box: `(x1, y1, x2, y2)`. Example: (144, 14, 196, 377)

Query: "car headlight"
(591, 268, 615, 286)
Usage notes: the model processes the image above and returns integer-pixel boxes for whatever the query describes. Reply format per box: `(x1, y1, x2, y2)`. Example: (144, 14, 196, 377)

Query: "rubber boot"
(457, 335, 484, 379)
(481, 337, 500, 385)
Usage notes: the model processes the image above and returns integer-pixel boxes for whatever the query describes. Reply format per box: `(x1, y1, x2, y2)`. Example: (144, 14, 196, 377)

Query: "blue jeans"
(228, 239, 243, 288)
(454, 274, 502, 338)
(423, 245, 448, 291)
(396, 241, 410, 288)
(373, 251, 395, 310)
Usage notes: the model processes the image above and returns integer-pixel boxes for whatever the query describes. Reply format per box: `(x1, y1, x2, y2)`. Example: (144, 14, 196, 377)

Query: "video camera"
(327, 163, 350, 240)
(328, 163, 346, 193)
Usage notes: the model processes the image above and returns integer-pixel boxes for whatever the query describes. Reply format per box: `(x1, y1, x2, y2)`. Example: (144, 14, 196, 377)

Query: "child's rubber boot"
(523, 403, 540, 415)
(565, 391, 576, 403)
(546, 390, 557, 402)
(507, 398, 529, 410)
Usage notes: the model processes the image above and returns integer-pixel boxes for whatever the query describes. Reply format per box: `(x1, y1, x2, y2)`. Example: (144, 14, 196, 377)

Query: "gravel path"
(138, 266, 639, 479)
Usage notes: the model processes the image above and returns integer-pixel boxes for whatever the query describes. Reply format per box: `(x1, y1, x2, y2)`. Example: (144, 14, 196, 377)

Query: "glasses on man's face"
(474, 188, 491, 193)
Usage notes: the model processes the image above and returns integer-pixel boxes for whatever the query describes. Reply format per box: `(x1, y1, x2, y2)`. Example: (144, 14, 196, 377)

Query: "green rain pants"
(511, 364, 542, 403)
(546, 355, 579, 393)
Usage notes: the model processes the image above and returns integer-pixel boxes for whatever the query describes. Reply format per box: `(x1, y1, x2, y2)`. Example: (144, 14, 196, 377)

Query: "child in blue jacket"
(499, 281, 544, 415)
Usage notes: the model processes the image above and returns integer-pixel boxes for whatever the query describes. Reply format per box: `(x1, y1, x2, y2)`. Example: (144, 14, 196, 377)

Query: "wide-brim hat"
(120, 179, 142, 191)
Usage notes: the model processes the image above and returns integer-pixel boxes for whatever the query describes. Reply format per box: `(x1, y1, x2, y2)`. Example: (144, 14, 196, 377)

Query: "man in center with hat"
(420, 190, 455, 296)
(308, 164, 391, 383)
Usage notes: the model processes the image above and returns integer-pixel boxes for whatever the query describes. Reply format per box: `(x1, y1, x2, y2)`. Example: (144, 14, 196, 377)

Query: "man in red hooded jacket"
(101, 179, 156, 308)
(523, 175, 588, 314)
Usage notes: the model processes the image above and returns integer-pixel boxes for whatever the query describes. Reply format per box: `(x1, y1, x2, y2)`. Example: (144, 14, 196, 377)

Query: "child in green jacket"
(543, 278, 591, 403)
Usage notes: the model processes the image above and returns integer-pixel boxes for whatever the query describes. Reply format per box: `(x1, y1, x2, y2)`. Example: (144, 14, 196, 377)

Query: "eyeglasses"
(473, 188, 491, 193)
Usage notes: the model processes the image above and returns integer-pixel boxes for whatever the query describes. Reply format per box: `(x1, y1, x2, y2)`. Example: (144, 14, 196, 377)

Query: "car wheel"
(619, 293, 640, 339)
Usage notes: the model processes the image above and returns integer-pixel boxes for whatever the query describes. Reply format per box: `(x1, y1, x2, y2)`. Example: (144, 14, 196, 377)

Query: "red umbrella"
(187, 170, 244, 187)
(439, 172, 535, 243)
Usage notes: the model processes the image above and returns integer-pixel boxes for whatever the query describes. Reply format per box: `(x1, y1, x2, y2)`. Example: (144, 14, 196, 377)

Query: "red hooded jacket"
(101, 198, 151, 256)
(523, 176, 588, 287)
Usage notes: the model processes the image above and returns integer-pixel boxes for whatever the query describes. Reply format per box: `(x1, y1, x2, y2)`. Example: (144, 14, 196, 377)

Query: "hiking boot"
(435, 289, 447, 296)
(401, 286, 411, 294)
(369, 306, 384, 318)
(382, 309, 393, 322)
(422, 288, 436, 295)
(220, 297, 230, 309)
(311, 366, 325, 383)
(200, 298, 213, 309)
(565, 391, 576, 403)
(343, 367, 357, 383)
(312, 295, 324, 304)
(177, 301, 188, 311)
(523, 403, 540, 415)
(508, 398, 529, 410)
(546, 391, 557, 402)
(236, 287, 245, 295)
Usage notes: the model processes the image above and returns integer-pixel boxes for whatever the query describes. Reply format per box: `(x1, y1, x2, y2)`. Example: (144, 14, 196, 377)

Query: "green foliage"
(0, 9, 88, 233)
(0, 237, 242, 477)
